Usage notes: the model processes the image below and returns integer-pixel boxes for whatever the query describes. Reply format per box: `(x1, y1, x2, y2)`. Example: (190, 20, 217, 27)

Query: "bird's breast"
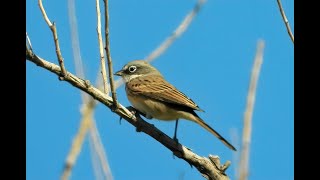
(126, 92, 182, 121)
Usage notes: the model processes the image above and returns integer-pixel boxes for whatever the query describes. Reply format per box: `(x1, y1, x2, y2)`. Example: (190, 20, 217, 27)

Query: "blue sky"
(27, 0, 294, 180)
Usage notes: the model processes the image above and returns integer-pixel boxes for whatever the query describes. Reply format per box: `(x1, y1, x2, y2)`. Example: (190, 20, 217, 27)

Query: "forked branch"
(38, 0, 67, 77)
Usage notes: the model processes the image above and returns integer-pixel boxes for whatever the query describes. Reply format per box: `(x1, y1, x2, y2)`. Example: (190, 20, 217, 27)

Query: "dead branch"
(38, 0, 67, 77)
(238, 40, 265, 180)
(96, 0, 109, 94)
(60, 101, 94, 180)
(103, 0, 118, 108)
(276, 0, 294, 43)
(88, 119, 114, 180)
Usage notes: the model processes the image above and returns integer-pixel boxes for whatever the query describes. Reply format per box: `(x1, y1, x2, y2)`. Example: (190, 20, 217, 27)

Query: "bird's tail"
(193, 116, 237, 151)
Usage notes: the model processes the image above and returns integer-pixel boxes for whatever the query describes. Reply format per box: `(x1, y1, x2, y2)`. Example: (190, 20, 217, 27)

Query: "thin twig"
(96, 0, 109, 94)
(38, 0, 52, 26)
(67, 0, 89, 102)
(238, 40, 265, 180)
(38, 0, 67, 77)
(276, 0, 294, 43)
(26, 53, 231, 180)
(89, 119, 114, 180)
(26, 32, 33, 52)
(89, 134, 104, 180)
(114, 0, 207, 89)
(104, 0, 118, 109)
(61, 102, 95, 180)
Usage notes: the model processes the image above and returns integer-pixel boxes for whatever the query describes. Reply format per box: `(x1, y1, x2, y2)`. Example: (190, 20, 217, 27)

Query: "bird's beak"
(114, 69, 124, 76)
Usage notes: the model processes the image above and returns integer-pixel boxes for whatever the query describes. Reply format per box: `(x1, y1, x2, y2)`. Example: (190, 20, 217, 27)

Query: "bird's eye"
(128, 65, 137, 73)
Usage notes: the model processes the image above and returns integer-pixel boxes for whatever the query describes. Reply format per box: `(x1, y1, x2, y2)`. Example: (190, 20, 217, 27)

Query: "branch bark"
(104, 0, 118, 108)
(26, 51, 231, 180)
(276, 0, 294, 43)
(38, 0, 67, 77)
(96, 0, 109, 94)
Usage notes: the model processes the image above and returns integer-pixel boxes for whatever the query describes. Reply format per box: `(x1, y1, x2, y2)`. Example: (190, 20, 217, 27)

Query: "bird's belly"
(127, 95, 180, 121)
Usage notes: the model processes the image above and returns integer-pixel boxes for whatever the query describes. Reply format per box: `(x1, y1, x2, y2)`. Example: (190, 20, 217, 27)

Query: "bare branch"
(96, 0, 109, 94)
(26, 32, 33, 52)
(89, 119, 114, 180)
(89, 134, 104, 180)
(61, 101, 94, 180)
(114, 0, 207, 89)
(67, 0, 89, 102)
(38, 0, 67, 77)
(104, 0, 118, 109)
(26, 53, 232, 180)
(238, 40, 265, 180)
(38, 0, 52, 26)
(276, 0, 294, 43)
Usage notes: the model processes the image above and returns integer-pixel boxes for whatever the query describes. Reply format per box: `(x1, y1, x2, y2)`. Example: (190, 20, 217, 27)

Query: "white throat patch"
(122, 74, 144, 82)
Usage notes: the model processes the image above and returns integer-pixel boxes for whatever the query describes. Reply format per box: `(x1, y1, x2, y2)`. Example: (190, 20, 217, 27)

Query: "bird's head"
(114, 60, 162, 82)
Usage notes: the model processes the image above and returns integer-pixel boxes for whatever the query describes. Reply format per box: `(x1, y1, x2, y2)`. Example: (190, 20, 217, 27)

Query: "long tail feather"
(194, 117, 237, 151)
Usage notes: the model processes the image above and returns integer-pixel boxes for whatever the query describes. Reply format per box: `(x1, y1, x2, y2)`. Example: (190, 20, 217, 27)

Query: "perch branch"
(26, 52, 231, 180)
(238, 40, 265, 180)
(104, 0, 118, 108)
(38, 0, 67, 78)
(114, 0, 207, 89)
(276, 0, 294, 43)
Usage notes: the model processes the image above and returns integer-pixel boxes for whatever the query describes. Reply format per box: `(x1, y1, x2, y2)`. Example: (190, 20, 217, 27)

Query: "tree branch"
(26, 52, 231, 180)
(276, 0, 294, 43)
(38, 0, 67, 77)
(96, 0, 109, 94)
(26, 32, 33, 52)
(60, 101, 94, 180)
(238, 40, 265, 180)
(104, 0, 118, 108)
(67, 0, 89, 102)
(88, 118, 114, 180)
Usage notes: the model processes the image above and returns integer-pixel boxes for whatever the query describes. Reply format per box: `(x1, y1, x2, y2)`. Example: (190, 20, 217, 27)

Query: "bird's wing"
(126, 75, 204, 111)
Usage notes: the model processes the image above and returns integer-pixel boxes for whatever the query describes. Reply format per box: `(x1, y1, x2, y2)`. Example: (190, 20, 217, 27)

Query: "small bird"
(114, 60, 236, 151)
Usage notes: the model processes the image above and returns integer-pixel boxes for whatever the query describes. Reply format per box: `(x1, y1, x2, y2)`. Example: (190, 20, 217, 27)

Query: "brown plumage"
(115, 60, 236, 151)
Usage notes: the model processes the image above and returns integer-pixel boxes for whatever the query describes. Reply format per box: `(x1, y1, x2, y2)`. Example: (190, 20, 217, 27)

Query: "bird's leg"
(172, 119, 180, 159)
(173, 119, 179, 144)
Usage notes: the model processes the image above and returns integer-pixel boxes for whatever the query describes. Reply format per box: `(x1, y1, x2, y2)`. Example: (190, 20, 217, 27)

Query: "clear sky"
(27, 0, 294, 180)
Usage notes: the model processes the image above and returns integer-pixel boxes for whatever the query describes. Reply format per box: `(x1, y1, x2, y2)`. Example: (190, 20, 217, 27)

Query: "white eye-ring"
(128, 65, 137, 73)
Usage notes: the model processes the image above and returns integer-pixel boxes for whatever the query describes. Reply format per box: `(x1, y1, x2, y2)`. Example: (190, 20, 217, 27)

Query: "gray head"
(114, 60, 162, 82)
